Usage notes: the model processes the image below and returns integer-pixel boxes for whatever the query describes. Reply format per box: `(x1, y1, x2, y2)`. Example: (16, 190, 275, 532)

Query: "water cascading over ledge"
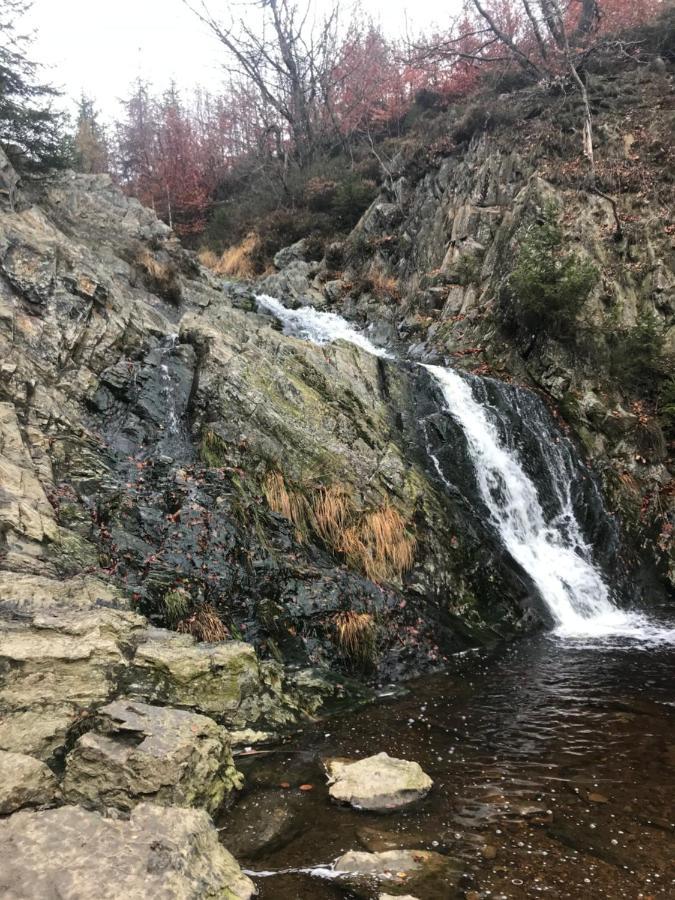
(256, 293, 638, 635)
(418, 366, 631, 632)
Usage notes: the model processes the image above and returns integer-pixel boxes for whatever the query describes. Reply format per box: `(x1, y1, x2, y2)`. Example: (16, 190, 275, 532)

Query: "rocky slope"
(288, 49, 675, 592)
(0, 45, 672, 888)
(0, 146, 549, 891)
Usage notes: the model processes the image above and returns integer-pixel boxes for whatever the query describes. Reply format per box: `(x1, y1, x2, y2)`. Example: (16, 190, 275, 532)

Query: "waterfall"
(425, 365, 618, 632)
(159, 333, 180, 438)
(255, 294, 673, 642)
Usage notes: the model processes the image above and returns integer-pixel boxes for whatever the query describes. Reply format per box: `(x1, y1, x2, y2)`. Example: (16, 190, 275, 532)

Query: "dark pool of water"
(220, 622, 675, 899)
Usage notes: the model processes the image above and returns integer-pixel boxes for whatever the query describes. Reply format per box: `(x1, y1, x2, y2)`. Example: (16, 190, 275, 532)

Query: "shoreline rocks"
(0, 803, 256, 899)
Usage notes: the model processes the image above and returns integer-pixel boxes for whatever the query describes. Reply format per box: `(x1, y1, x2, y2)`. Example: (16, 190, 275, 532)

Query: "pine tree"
(73, 95, 108, 174)
(0, 1, 68, 170)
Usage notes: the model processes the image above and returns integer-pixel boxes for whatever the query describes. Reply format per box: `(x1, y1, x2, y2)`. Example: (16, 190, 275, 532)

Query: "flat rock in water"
(334, 848, 460, 898)
(326, 752, 432, 812)
(0, 803, 255, 899)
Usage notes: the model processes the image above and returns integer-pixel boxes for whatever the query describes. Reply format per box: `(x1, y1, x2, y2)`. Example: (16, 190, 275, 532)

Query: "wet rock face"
(0, 803, 256, 900)
(326, 752, 433, 813)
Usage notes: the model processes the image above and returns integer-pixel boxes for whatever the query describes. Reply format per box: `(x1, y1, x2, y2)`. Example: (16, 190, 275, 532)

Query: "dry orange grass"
(341, 505, 416, 582)
(198, 232, 259, 279)
(310, 484, 354, 548)
(177, 603, 228, 642)
(136, 248, 181, 302)
(332, 610, 376, 669)
(263, 471, 311, 539)
(369, 269, 400, 301)
(262, 473, 415, 583)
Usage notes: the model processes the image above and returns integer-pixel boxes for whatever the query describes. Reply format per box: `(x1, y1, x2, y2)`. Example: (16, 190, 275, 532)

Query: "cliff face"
(292, 59, 675, 591)
(1, 145, 555, 773)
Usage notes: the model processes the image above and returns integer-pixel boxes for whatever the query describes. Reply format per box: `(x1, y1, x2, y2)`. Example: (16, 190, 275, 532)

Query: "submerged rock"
(219, 788, 306, 859)
(334, 848, 460, 898)
(0, 802, 255, 899)
(63, 699, 242, 813)
(326, 752, 433, 812)
(0, 751, 60, 814)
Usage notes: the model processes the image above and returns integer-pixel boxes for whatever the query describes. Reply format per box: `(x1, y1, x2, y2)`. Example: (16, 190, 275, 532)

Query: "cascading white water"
(256, 294, 392, 358)
(425, 365, 619, 631)
(255, 294, 674, 642)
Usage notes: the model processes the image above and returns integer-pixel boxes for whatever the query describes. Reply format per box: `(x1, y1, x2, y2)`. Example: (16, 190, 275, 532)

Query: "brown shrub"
(367, 267, 400, 301)
(176, 603, 228, 642)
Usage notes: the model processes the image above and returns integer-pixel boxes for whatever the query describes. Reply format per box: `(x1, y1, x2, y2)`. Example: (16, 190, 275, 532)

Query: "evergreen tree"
(73, 95, 108, 174)
(0, 1, 68, 170)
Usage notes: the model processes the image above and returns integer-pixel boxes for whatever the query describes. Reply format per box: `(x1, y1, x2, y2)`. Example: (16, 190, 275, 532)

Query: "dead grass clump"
(332, 610, 376, 671)
(368, 269, 400, 301)
(341, 505, 416, 582)
(263, 473, 415, 583)
(199, 233, 259, 279)
(137, 248, 182, 304)
(177, 603, 228, 642)
(263, 471, 311, 540)
(310, 484, 354, 548)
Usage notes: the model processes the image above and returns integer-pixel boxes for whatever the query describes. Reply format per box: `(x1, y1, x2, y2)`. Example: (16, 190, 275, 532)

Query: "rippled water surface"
(221, 617, 675, 899)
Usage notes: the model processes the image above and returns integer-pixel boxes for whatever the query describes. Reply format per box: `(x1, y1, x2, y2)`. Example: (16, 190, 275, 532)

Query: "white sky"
(27, 0, 454, 121)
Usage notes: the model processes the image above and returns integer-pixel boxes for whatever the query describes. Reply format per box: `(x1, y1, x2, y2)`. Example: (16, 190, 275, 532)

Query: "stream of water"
(244, 295, 675, 897)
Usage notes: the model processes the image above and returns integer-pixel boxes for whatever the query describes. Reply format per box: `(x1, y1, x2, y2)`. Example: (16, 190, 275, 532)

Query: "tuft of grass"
(310, 484, 354, 548)
(136, 248, 182, 304)
(263, 471, 311, 540)
(162, 588, 190, 626)
(332, 610, 376, 671)
(200, 428, 229, 468)
(340, 505, 416, 582)
(199, 233, 259, 279)
(177, 603, 229, 642)
(262, 473, 416, 583)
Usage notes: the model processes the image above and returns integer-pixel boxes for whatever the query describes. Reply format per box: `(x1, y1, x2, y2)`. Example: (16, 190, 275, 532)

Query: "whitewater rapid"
(255, 294, 675, 644)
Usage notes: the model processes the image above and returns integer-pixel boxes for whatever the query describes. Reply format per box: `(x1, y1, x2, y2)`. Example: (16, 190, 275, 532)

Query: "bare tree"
(183, 0, 341, 168)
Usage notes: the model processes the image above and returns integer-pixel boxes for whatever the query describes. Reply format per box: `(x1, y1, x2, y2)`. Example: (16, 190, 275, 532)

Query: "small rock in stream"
(325, 751, 433, 812)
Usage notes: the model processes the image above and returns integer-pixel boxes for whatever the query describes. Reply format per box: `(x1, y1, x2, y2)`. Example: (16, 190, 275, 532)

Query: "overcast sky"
(27, 0, 454, 120)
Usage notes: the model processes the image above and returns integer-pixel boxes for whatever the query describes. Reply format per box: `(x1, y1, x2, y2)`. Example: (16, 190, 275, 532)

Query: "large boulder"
(0, 574, 146, 760)
(0, 802, 256, 899)
(0, 751, 60, 815)
(326, 752, 433, 812)
(63, 699, 242, 813)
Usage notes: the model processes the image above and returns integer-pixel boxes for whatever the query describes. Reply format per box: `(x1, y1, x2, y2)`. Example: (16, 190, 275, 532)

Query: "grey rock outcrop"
(0, 751, 60, 814)
(0, 803, 256, 899)
(63, 699, 242, 813)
